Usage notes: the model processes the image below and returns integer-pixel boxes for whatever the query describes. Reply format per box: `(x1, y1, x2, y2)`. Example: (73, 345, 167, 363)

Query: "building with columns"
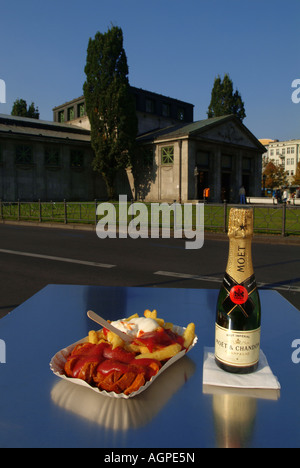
(135, 114, 265, 203)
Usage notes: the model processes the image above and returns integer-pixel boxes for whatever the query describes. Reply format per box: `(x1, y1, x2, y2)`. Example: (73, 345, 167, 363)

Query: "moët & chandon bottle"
(215, 208, 261, 374)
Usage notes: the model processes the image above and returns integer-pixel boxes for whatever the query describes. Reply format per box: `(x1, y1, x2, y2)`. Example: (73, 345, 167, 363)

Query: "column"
(213, 146, 221, 202)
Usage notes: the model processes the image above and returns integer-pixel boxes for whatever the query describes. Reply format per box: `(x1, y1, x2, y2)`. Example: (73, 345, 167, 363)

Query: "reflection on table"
(203, 385, 280, 448)
(51, 356, 196, 431)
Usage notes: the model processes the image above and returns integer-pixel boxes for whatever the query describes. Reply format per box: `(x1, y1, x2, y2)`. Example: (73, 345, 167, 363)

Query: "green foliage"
(292, 162, 300, 186)
(11, 99, 39, 119)
(83, 26, 138, 198)
(263, 160, 289, 188)
(207, 74, 246, 122)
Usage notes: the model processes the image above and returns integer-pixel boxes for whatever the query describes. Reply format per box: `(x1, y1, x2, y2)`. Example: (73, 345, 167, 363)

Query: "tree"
(83, 26, 138, 199)
(207, 74, 246, 122)
(292, 162, 300, 186)
(11, 98, 39, 119)
(263, 160, 289, 189)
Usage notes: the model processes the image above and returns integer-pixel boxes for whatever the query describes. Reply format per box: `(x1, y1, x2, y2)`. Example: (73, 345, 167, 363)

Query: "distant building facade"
(262, 138, 300, 185)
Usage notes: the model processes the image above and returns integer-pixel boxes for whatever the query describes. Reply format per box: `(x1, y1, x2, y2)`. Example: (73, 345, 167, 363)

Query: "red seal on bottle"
(230, 285, 248, 304)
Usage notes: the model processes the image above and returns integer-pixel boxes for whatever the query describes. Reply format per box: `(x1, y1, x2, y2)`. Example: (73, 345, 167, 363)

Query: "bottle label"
(215, 323, 261, 367)
(222, 273, 257, 317)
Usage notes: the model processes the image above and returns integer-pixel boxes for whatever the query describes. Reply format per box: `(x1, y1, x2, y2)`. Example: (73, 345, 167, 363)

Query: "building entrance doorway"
(194, 168, 209, 199)
(221, 172, 231, 202)
(242, 174, 250, 197)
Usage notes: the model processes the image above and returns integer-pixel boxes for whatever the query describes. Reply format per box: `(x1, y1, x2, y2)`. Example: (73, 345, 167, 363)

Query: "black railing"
(0, 199, 299, 237)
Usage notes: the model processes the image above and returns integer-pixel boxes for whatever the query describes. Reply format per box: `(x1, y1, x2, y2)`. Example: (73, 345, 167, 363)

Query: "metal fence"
(0, 200, 98, 225)
(205, 201, 300, 236)
(0, 199, 299, 237)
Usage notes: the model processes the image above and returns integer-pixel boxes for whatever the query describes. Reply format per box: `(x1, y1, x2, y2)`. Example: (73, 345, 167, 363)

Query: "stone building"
(52, 87, 194, 135)
(0, 113, 108, 201)
(135, 115, 265, 203)
(0, 88, 265, 202)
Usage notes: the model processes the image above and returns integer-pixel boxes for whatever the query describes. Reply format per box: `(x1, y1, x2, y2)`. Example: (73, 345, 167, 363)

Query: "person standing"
(239, 185, 246, 204)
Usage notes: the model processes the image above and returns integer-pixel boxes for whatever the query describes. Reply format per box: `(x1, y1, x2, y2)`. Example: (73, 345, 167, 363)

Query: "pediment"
(195, 120, 259, 149)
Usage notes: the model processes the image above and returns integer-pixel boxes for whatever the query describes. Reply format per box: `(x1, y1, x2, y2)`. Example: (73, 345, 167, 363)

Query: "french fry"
(135, 343, 182, 361)
(106, 331, 125, 350)
(139, 346, 151, 354)
(164, 322, 173, 330)
(183, 323, 195, 349)
(97, 329, 105, 342)
(144, 309, 157, 319)
(154, 318, 165, 327)
(125, 313, 139, 321)
(124, 342, 141, 353)
(88, 330, 99, 344)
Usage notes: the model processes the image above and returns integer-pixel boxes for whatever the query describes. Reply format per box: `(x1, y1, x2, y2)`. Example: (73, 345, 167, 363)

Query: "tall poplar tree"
(207, 74, 246, 122)
(83, 26, 138, 199)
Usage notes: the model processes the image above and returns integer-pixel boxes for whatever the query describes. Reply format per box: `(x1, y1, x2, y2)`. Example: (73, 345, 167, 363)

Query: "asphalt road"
(0, 222, 300, 319)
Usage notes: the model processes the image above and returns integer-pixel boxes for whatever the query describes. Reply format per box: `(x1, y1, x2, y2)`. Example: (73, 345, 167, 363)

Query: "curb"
(0, 219, 300, 245)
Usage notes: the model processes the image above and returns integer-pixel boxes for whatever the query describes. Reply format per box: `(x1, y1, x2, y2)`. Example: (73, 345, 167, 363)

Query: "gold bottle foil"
(228, 208, 253, 239)
(226, 208, 254, 284)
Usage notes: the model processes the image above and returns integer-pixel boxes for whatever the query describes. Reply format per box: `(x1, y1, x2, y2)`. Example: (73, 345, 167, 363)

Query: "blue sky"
(0, 0, 299, 141)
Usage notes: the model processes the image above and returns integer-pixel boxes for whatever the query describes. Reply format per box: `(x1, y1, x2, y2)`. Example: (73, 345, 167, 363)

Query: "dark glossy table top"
(0, 284, 299, 448)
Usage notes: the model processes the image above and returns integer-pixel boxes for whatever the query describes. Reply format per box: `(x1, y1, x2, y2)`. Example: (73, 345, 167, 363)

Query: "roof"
(0, 113, 90, 142)
(259, 139, 277, 146)
(137, 114, 266, 152)
(53, 88, 194, 112)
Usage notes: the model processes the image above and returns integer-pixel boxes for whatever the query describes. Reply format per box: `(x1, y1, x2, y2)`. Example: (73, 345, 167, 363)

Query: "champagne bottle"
(215, 208, 261, 374)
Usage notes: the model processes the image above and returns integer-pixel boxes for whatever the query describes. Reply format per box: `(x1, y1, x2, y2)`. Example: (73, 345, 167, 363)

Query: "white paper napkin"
(203, 347, 281, 390)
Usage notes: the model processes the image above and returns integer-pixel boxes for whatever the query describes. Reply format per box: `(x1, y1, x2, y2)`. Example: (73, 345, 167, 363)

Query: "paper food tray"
(50, 324, 198, 399)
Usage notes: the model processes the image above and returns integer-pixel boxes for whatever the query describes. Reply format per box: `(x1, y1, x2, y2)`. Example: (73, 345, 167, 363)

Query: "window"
(58, 111, 65, 123)
(282, 148, 285, 155)
(291, 158, 295, 165)
(270, 149, 274, 156)
(221, 154, 232, 169)
(70, 149, 84, 168)
(242, 157, 252, 172)
(15, 145, 33, 165)
(161, 146, 174, 164)
(287, 158, 290, 165)
(177, 107, 185, 121)
(287, 147, 291, 154)
(67, 107, 74, 121)
(162, 103, 170, 117)
(291, 147, 295, 153)
(276, 149, 280, 155)
(146, 98, 155, 113)
(77, 102, 85, 118)
(45, 147, 60, 167)
(196, 151, 209, 167)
